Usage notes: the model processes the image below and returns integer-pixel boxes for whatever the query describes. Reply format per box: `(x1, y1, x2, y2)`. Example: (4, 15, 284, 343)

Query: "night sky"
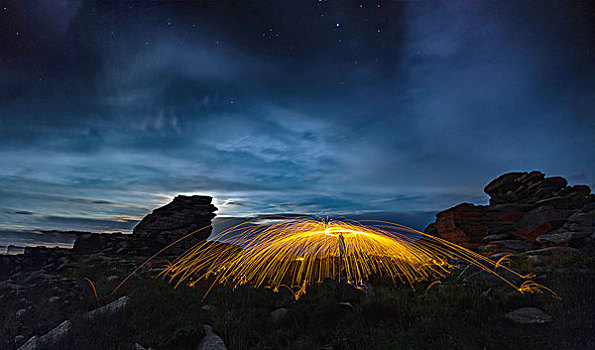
(1, 1, 594, 234)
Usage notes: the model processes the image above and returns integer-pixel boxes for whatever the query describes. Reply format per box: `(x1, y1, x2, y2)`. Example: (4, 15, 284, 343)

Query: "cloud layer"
(1, 1, 593, 232)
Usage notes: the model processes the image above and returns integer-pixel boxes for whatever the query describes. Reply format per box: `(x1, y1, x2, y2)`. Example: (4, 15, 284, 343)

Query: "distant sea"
(0, 211, 436, 255)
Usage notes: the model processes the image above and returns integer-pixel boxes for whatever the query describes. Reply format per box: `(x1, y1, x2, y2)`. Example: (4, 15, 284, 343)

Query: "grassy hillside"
(4, 244, 589, 350)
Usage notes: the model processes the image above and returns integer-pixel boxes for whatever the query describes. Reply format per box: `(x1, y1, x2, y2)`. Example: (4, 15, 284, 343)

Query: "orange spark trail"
(425, 280, 442, 295)
(111, 218, 239, 295)
(159, 217, 560, 300)
(83, 277, 98, 300)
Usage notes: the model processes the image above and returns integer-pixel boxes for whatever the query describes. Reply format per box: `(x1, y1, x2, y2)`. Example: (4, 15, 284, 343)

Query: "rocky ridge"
(425, 171, 593, 254)
(71, 195, 217, 257)
(0, 195, 218, 350)
(0, 177, 593, 349)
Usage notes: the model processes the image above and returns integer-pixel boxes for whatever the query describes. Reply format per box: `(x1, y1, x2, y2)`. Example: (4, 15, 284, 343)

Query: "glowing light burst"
(159, 217, 559, 300)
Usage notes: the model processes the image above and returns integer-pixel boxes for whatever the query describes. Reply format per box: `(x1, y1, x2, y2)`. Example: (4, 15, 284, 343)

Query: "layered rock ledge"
(73, 195, 217, 256)
(425, 171, 594, 252)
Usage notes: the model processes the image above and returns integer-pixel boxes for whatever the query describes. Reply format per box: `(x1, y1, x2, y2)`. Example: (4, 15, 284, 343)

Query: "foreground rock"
(425, 171, 593, 251)
(17, 320, 72, 350)
(270, 307, 288, 322)
(83, 296, 129, 319)
(505, 307, 552, 324)
(197, 325, 227, 350)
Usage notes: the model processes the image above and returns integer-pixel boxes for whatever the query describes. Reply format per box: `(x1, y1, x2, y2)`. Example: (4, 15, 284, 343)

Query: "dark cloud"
(5, 210, 39, 216)
(42, 216, 137, 232)
(0, 1, 593, 233)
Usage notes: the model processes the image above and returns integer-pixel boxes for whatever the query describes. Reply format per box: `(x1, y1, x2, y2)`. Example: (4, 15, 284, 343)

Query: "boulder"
(201, 304, 215, 312)
(460, 265, 524, 286)
(270, 307, 288, 321)
(17, 320, 72, 350)
(83, 296, 129, 319)
(505, 307, 552, 324)
(197, 325, 227, 350)
(564, 212, 594, 243)
(535, 229, 573, 245)
(17, 336, 38, 350)
(38, 320, 71, 344)
(339, 301, 354, 311)
(484, 171, 566, 205)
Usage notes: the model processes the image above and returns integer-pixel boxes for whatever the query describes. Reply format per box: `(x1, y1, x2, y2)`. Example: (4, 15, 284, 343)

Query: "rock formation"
(425, 171, 594, 252)
(132, 195, 217, 251)
(1, 194, 218, 349)
(71, 195, 218, 256)
(197, 325, 227, 350)
(484, 171, 590, 205)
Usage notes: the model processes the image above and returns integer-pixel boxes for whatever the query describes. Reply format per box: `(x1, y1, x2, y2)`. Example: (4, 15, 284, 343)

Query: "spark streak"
(83, 277, 98, 300)
(159, 217, 559, 300)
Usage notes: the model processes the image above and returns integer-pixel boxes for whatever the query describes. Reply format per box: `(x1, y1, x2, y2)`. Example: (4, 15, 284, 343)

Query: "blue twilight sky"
(0, 1, 594, 233)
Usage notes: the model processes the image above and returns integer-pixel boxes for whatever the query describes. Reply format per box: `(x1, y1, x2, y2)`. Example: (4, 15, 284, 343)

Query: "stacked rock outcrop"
(71, 195, 217, 256)
(425, 171, 593, 252)
(130, 195, 217, 253)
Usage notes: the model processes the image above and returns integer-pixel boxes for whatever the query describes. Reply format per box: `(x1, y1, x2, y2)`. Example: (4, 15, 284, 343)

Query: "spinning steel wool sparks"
(158, 217, 559, 300)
